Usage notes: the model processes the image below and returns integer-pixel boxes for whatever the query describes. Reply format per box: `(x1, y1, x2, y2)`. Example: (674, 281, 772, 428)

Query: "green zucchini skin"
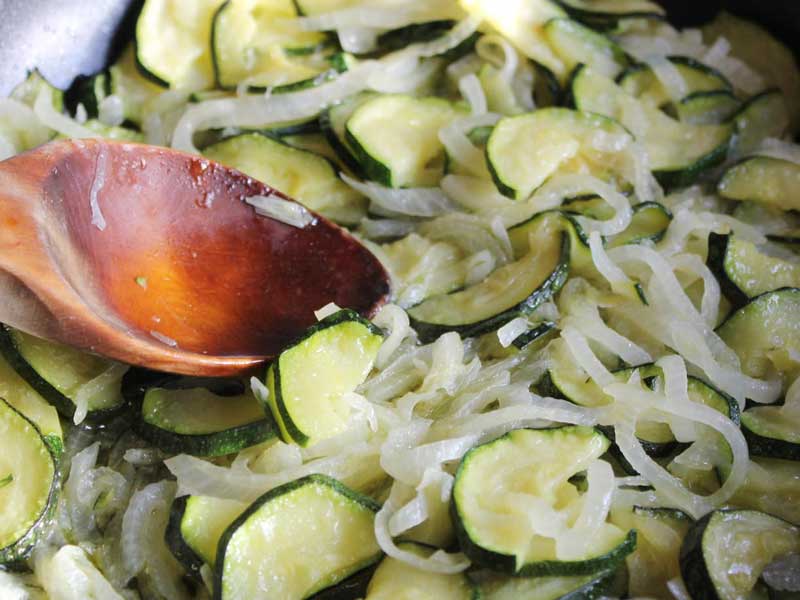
(552, 0, 665, 31)
(653, 141, 729, 189)
(410, 233, 570, 344)
(0, 398, 60, 567)
(741, 411, 800, 461)
(135, 413, 275, 458)
(307, 565, 378, 600)
(268, 309, 384, 446)
(451, 496, 636, 578)
(0, 326, 128, 424)
(213, 474, 382, 600)
(706, 232, 750, 309)
(64, 72, 111, 119)
(165, 495, 206, 579)
(130, 376, 276, 457)
(451, 427, 636, 577)
(679, 509, 800, 600)
(377, 20, 457, 52)
(512, 321, 558, 350)
(742, 424, 800, 461)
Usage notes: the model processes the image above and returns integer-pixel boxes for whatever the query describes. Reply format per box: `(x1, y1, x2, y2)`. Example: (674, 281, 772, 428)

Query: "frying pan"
(0, 0, 797, 96)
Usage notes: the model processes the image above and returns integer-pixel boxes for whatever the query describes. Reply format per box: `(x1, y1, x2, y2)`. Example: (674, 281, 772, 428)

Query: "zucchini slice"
(0, 353, 61, 451)
(618, 56, 731, 110)
(452, 426, 635, 576)
(377, 20, 458, 52)
(571, 65, 733, 187)
(716, 288, 800, 381)
(167, 494, 247, 576)
(707, 233, 800, 307)
(508, 211, 593, 280)
(741, 404, 800, 461)
(610, 506, 692, 598)
(676, 90, 740, 126)
(486, 107, 632, 200)
(204, 132, 367, 225)
(0, 327, 126, 422)
(345, 94, 463, 188)
(408, 218, 569, 343)
(136, 0, 226, 89)
(731, 89, 790, 155)
(718, 156, 800, 212)
(365, 542, 477, 600)
(214, 474, 382, 600)
(265, 309, 383, 447)
(608, 202, 672, 247)
(460, 0, 566, 76)
(136, 384, 274, 457)
(543, 18, 628, 80)
(320, 91, 377, 175)
(476, 568, 619, 600)
(380, 233, 469, 306)
(10, 69, 64, 112)
(3, 71, 59, 152)
(543, 351, 738, 455)
(109, 45, 163, 126)
(0, 398, 59, 565)
(211, 0, 331, 90)
(702, 11, 800, 133)
(679, 509, 800, 600)
(724, 457, 800, 526)
(553, 0, 665, 30)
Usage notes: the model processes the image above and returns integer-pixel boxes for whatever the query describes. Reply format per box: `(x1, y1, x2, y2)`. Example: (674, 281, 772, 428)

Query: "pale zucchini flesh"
(610, 506, 691, 598)
(486, 107, 632, 200)
(136, 0, 226, 88)
(266, 310, 383, 447)
(211, 0, 331, 90)
(731, 89, 790, 155)
(452, 426, 634, 576)
(215, 474, 381, 600)
(137, 384, 275, 457)
(204, 132, 367, 225)
(680, 509, 800, 600)
(707, 233, 800, 306)
(408, 219, 569, 342)
(718, 156, 800, 212)
(716, 288, 800, 381)
(172, 495, 247, 571)
(345, 94, 462, 188)
(459, 0, 566, 76)
(365, 543, 476, 600)
(543, 18, 628, 80)
(572, 66, 733, 187)
(0, 398, 58, 565)
(0, 327, 126, 421)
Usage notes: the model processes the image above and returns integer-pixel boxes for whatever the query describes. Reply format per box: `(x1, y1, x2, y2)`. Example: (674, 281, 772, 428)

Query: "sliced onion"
(376, 495, 470, 573)
(641, 55, 688, 103)
(373, 304, 412, 368)
(561, 327, 614, 387)
(341, 174, 454, 217)
(245, 194, 316, 228)
(33, 88, 96, 139)
(754, 137, 800, 165)
(98, 95, 125, 127)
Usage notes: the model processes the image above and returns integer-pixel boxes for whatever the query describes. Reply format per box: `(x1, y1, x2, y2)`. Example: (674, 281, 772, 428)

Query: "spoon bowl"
(0, 139, 390, 375)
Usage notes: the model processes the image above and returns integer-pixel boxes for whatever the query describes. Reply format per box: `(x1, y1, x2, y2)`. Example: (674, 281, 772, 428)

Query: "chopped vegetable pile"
(1, 0, 800, 598)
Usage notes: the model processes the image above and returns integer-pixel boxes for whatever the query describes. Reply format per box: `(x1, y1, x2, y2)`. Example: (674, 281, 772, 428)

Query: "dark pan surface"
(0, 0, 797, 95)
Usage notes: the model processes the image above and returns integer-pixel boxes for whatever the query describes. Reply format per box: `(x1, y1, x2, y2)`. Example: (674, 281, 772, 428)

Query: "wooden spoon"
(0, 139, 390, 375)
